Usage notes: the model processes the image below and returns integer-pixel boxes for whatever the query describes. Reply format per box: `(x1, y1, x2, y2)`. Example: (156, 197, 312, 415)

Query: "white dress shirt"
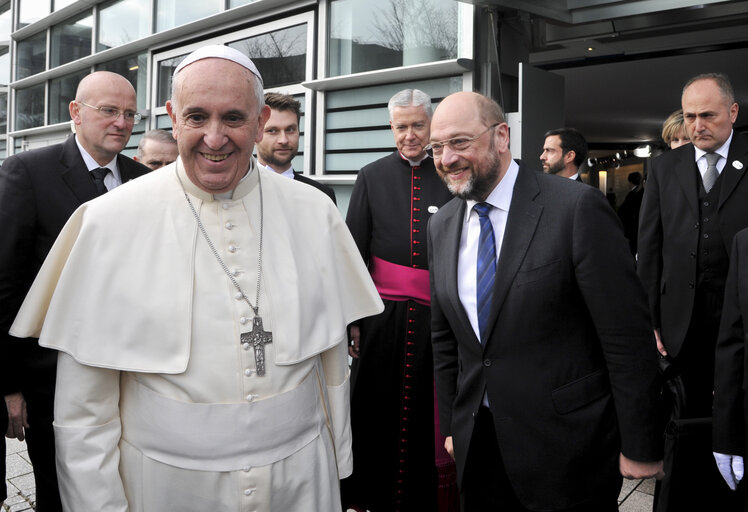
(75, 135, 122, 191)
(694, 131, 732, 179)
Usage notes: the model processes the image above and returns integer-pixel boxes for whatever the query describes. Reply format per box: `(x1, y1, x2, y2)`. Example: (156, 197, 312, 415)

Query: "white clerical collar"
(693, 130, 732, 164)
(463, 158, 519, 224)
(258, 162, 294, 179)
(178, 156, 258, 202)
(75, 135, 121, 181)
(400, 152, 431, 167)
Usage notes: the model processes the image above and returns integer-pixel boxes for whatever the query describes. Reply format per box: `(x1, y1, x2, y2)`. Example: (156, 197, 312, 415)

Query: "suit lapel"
(486, 166, 542, 339)
(718, 134, 748, 210)
(441, 200, 480, 346)
(59, 136, 99, 204)
(674, 146, 699, 217)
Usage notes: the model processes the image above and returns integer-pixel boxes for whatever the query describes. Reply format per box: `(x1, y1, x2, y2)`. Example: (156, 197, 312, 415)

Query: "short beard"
(444, 139, 502, 201)
(544, 159, 565, 175)
(258, 147, 298, 169)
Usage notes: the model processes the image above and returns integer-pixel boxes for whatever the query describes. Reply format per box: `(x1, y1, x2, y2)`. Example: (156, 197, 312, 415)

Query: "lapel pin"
(428, 205, 439, 213)
(733, 160, 743, 170)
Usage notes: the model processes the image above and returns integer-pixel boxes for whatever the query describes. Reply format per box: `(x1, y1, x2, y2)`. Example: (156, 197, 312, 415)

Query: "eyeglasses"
(426, 123, 500, 157)
(78, 101, 142, 124)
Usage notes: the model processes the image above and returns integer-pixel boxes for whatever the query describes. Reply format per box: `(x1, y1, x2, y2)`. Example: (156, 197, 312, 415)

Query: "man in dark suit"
(255, 92, 336, 204)
(427, 91, 663, 511)
(0, 71, 149, 511)
(638, 73, 748, 510)
(540, 127, 588, 182)
(617, 171, 644, 256)
(713, 226, 748, 504)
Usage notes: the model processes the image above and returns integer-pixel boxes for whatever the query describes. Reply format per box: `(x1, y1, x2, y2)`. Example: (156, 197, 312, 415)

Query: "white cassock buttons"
(244, 368, 253, 376)
(246, 394, 255, 402)
(242, 343, 250, 351)
(240, 316, 248, 325)
(225, 221, 233, 230)
(228, 245, 237, 253)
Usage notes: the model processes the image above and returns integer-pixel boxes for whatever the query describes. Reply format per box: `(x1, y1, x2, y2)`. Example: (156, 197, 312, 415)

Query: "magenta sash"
(369, 255, 430, 306)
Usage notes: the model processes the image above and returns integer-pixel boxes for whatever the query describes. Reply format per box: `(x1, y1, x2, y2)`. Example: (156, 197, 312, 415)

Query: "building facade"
(5, 0, 478, 207)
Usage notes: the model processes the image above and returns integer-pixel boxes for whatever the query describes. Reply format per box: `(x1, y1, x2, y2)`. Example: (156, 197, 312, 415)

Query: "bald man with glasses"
(0, 71, 149, 511)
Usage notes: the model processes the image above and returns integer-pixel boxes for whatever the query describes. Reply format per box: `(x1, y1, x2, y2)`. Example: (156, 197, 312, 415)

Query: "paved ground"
(3, 439, 34, 512)
(4, 437, 654, 511)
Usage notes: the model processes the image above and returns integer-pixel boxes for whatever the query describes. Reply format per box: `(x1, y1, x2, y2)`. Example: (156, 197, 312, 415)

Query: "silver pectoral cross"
(240, 316, 273, 376)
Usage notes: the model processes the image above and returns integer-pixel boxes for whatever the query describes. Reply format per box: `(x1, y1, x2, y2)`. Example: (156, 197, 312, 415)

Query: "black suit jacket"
(0, 135, 150, 394)
(714, 227, 748, 456)
(293, 171, 337, 205)
(428, 165, 661, 510)
(638, 134, 748, 357)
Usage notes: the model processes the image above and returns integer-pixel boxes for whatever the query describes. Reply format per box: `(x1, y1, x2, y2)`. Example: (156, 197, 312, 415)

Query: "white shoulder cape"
(11, 159, 383, 373)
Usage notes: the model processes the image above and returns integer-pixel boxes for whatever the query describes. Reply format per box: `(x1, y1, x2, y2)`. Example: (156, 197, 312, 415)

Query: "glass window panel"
(0, 138, 7, 162)
(98, 0, 151, 52)
(326, 129, 392, 151)
(96, 53, 148, 110)
(229, 0, 258, 7)
(325, 151, 391, 173)
(54, 0, 77, 10)
(156, 114, 172, 129)
(16, 31, 46, 79)
(0, 48, 9, 86)
(156, 54, 186, 106)
(48, 69, 87, 124)
(328, 0, 458, 77)
(0, 2, 11, 41)
(50, 11, 92, 68)
(228, 24, 307, 88)
(323, 77, 461, 174)
(18, 0, 50, 29)
(0, 91, 7, 133)
(156, 0, 221, 32)
(15, 83, 45, 130)
(327, 107, 388, 130)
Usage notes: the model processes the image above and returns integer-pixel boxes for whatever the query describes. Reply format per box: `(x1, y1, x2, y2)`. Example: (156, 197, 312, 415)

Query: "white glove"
(714, 452, 744, 490)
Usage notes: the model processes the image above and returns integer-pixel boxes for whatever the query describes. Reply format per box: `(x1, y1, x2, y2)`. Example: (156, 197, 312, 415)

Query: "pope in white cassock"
(10, 45, 383, 511)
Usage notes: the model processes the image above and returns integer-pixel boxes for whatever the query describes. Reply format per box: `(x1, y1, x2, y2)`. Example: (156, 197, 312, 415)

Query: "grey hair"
(171, 61, 265, 113)
(137, 129, 176, 158)
(388, 89, 432, 119)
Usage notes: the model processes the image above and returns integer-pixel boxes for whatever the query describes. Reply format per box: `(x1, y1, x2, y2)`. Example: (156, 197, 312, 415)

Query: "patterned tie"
(91, 167, 110, 195)
(474, 202, 496, 344)
(703, 152, 720, 193)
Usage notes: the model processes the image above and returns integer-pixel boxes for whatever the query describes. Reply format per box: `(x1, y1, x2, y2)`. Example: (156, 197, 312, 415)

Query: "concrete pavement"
(5, 437, 654, 511)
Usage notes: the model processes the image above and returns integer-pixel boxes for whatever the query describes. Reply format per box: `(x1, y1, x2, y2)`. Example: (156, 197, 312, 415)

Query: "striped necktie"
(474, 202, 496, 344)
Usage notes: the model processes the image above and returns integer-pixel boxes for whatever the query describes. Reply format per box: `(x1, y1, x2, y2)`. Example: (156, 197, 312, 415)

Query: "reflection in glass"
(156, 54, 186, 106)
(16, 32, 46, 79)
(54, 0, 78, 10)
(228, 24, 307, 88)
(0, 91, 7, 134)
(229, 0, 259, 7)
(96, 53, 148, 110)
(18, 0, 51, 28)
(51, 11, 92, 68)
(0, 48, 9, 86)
(0, 2, 12, 41)
(328, 0, 457, 76)
(156, 0, 221, 32)
(98, 0, 151, 51)
(48, 70, 88, 125)
(15, 83, 45, 130)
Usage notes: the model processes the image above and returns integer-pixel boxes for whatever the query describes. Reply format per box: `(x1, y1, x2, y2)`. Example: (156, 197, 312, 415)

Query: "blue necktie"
(474, 202, 496, 344)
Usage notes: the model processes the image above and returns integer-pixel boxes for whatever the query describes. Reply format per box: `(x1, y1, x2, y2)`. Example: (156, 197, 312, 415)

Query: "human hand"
(5, 392, 29, 441)
(444, 436, 454, 460)
(654, 328, 667, 357)
(619, 453, 664, 480)
(714, 452, 744, 490)
(348, 325, 361, 359)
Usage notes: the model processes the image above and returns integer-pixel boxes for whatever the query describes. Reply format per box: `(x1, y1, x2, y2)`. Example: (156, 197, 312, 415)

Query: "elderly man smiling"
(11, 45, 382, 512)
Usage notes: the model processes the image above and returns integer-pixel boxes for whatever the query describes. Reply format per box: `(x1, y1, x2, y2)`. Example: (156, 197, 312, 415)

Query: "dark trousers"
(21, 374, 62, 512)
(461, 407, 618, 512)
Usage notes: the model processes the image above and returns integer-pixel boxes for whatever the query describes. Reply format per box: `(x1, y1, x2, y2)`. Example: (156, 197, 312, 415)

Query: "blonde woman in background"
(662, 109, 690, 149)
